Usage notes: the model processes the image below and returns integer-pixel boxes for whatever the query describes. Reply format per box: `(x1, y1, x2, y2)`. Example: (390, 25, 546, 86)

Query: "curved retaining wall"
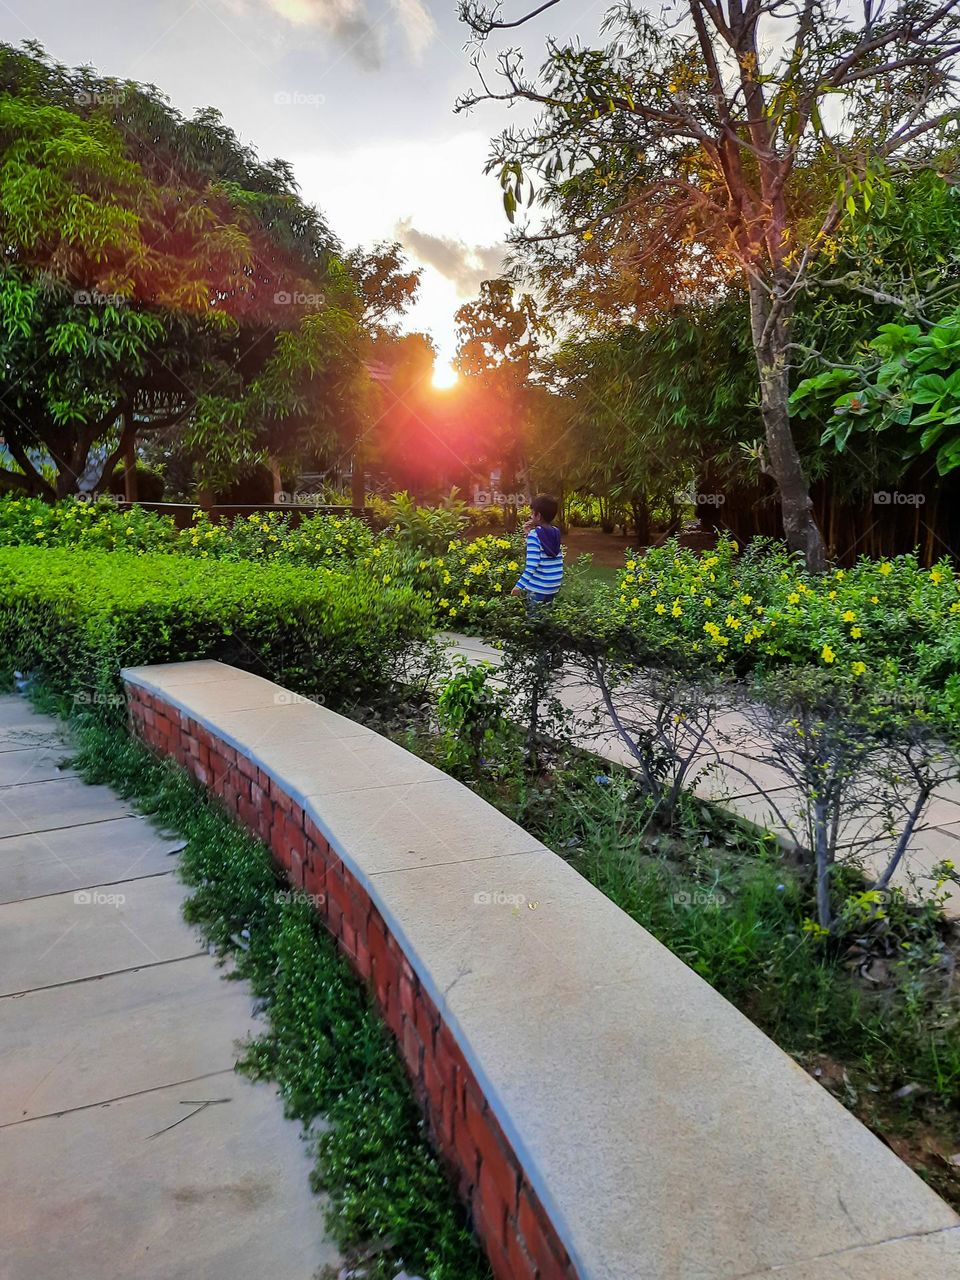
(122, 660, 960, 1280)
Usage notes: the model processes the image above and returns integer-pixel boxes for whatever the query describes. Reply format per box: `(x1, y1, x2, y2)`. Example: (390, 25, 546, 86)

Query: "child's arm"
(513, 530, 541, 593)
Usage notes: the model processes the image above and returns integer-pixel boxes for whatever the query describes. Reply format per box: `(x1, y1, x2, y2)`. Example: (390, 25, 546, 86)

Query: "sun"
(431, 360, 458, 390)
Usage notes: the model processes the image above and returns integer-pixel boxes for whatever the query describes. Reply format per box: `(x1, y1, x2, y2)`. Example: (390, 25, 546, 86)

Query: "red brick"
(353, 936, 372, 981)
(452, 1111, 479, 1195)
(505, 1227, 539, 1280)
(475, 1160, 509, 1250)
(518, 1186, 571, 1280)
(401, 1019, 423, 1077)
(466, 1095, 519, 1215)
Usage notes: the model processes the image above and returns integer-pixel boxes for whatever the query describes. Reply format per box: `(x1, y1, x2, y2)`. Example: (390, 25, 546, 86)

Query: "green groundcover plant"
(0, 546, 430, 708)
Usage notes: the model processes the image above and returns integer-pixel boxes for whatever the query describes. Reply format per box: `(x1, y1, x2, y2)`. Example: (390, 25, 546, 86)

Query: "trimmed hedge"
(0, 547, 430, 710)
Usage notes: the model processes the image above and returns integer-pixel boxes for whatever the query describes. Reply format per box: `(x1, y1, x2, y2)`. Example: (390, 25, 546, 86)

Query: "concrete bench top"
(121, 661, 960, 1280)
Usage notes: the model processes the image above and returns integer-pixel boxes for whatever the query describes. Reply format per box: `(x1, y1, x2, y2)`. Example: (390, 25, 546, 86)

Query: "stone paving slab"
(0, 1074, 338, 1280)
(0, 775, 131, 838)
(0, 815, 183, 905)
(0, 875, 201, 997)
(0, 956, 255, 1125)
(0, 744, 70, 787)
(0, 694, 62, 748)
(0, 693, 340, 1279)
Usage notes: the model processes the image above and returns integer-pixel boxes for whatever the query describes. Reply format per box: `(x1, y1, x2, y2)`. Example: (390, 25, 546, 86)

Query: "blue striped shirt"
(516, 528, 564, 596)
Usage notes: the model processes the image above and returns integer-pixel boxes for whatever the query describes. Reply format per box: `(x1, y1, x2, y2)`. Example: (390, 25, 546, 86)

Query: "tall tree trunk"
(748, 281, 826, 572)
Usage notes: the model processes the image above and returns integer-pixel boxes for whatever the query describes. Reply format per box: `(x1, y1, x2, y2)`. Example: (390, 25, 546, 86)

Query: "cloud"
(261, 0, 435, 66)
(388, 0, 435, 60)
(395, 219, 507, 297)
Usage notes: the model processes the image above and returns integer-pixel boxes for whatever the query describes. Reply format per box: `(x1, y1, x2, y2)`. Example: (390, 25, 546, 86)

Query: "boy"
(510, 494, 564, 607)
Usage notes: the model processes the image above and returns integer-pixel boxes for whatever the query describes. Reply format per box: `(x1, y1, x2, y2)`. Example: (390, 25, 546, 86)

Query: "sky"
(0, 0, 610, 368)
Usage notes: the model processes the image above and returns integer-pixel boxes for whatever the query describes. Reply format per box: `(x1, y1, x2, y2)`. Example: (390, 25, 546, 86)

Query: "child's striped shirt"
(515, 528, 564, 597)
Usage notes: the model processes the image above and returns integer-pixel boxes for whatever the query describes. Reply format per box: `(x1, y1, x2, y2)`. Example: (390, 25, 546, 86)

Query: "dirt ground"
(563, 523, 720, 568)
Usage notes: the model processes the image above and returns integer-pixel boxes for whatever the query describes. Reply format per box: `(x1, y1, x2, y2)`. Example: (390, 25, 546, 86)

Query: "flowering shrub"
(0, 495, 177, 552)
(177, 510, 375, 566)
(360, 531, 524, 630)
(610, 535, 960, 716)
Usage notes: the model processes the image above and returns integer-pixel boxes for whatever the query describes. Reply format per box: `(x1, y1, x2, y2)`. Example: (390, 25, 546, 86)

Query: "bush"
(177, 509, 376, 566)
(0, 494, 178, 551)
(0, 547, 430, 710)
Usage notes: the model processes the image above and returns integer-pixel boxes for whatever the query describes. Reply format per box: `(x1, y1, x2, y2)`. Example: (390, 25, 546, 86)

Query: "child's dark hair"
(530, 493, 559, 524)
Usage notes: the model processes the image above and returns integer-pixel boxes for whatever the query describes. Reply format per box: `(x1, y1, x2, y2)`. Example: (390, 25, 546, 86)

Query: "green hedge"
(0, 547, 430, 709)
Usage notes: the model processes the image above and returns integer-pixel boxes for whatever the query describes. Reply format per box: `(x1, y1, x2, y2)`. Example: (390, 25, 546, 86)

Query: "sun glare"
(432, 361, 458, 390)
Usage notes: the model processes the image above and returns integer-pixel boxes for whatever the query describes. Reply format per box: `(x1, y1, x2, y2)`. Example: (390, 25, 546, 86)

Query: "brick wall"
(126, 682, 578, 1280)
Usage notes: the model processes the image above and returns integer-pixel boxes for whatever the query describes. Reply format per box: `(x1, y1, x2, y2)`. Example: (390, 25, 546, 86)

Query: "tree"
(0, 43, 363, 499)
(458, 0, 960, 569)
(454, 277, 552, 492)
(345, 241, 422, 338)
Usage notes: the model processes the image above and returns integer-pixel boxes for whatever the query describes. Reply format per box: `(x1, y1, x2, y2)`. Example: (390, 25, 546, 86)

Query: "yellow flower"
(383, 574, 391, 584)
(870, 594, 879, 604)
(671, 600, 682, 617)
(788, 592, 801, 605)
(851, 661, 866, 676)
(850, 626, 862, 639)
(740, 594, 752, 605)
(626, 559, 636, 570)
(930, 569, 944, 585)
(828, 590, 837, 600)
(655, 602, 666, 615)
(703, 596, 712, 608)
(842, 610, 855, 622)
(725, 614, 741, 629)
(879, 562, 892, 576)
(821, 644, 836, 664)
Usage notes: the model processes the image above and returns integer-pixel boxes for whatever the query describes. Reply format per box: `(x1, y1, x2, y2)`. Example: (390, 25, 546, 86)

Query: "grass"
(37, 694, 491, 1280)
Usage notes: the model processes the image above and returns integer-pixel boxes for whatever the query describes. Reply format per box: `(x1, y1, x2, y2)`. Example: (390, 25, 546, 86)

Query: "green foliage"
(384, 491, 469, 555)
(0, 545, 430, 709)
(62, 714, 489, 1280)
(0, 42, 365, 499)
(436, 660, 513, 777)
(0, 494, 177, 551)
(595, 535, 960, 723)
(794, 309, 960, 475)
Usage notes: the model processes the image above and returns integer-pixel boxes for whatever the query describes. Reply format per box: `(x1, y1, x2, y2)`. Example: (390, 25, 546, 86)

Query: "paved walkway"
(440, 632, 960, 916)
(0, 695, 341, 1280)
